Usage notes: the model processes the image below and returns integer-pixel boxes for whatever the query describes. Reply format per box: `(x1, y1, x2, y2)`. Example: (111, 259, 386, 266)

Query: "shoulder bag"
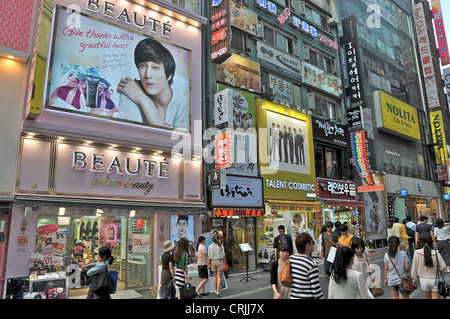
(180, 283, 197, 299)
(436, 253, 450, 298)
(387, 254, 416, 294)
(90, 262, 114, 294)
(280, 260, 292, 287)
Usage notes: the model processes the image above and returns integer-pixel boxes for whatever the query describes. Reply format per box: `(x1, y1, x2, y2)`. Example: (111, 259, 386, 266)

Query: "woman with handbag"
(434, 218, 450, 273)
(208, 233, 226, 298)
(384, 236, 410, 299)
(174, 237, 189, 299)
(82, 246, 115, 299)
(270, 244, 291, 299)
(411, 233, 446, 299)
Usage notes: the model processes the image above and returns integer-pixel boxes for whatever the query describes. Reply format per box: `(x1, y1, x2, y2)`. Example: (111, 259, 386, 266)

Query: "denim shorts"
(388, 284, 406, 293)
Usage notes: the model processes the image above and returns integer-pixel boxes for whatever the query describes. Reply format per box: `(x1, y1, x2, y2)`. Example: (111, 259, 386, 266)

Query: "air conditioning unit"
(327, 16, 338, 26)
(261, 86, 274, 98)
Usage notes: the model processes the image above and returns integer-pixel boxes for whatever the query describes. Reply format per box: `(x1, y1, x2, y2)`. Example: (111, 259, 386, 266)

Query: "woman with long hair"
(174, 237, 189, 299)
(411, 233, 446, 299)
(82, 246, 115, 299)
(384, 236, 410, 299)
(207, 233, 226, 298)
(328, 246, 373, 299)
(434, 218, 450, 272)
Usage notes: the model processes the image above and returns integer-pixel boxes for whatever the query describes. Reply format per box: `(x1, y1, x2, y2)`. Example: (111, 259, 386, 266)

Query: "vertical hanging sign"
(431, 0, 450, 66)
(210, 0, 231, 63)
(350, 130, 374, 186)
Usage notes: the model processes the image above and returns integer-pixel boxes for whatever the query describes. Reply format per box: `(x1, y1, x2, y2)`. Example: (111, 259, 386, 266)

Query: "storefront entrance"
(34, 207, 153, 298)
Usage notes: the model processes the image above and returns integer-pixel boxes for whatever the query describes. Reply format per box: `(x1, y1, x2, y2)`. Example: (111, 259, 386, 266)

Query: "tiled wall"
(0, 0, 34, 52)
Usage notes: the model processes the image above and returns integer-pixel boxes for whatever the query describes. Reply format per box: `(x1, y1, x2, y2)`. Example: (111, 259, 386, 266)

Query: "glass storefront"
(33, 206, 153, 298)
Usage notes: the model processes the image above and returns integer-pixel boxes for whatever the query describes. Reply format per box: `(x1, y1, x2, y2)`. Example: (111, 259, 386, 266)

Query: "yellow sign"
(255, 99, 316, 201)
(430, 110, 448, 165)
(376, 91, 421, 140)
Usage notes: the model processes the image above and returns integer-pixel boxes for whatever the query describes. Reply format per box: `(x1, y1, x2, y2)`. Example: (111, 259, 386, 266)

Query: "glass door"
(126, 218, 153, 288)
(228, 218, 247, 269)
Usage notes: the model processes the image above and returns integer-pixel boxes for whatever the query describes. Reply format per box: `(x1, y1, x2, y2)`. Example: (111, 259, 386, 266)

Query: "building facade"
(0, 0, 207, 298)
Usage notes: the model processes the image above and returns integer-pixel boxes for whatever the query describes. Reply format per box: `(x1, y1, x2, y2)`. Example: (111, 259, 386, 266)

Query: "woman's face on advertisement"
(137, 61, 172, 97)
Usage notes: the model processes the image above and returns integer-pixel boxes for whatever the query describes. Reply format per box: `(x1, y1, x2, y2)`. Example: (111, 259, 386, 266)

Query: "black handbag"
(436, 254, 450, 298)
(180, 283, 197, 299)
(90, 262, 114, 294)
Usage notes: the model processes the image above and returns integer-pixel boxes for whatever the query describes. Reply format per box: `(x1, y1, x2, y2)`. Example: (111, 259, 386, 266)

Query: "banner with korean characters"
(268, 74, 294, 105)
(316, 178, 357, 201)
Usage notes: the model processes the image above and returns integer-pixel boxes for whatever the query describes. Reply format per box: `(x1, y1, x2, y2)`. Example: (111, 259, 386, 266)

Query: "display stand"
(239, 243, 257, 283)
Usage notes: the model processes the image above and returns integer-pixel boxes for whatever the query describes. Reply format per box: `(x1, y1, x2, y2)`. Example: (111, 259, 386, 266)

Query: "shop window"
(315, 145, 342, 179)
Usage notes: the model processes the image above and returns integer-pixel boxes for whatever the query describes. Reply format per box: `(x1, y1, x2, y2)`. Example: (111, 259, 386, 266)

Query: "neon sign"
(350, 131, 374, 186)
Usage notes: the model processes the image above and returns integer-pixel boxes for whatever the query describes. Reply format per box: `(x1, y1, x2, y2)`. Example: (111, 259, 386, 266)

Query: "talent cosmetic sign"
(44, 0, 200, 132)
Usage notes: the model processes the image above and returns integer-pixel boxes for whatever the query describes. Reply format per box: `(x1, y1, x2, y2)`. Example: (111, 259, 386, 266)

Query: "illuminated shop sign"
(431, 0, 449, 66)
(254, 0, 337, 50)
(214, 208, 264, 217)
(215, 131, 234, 169)
(211, 0, 231, 63)
(357, 184, 384, 193)
(350, 130, 374, 186)
(430, 110, 448, 181)
(316, 178, 356, 201)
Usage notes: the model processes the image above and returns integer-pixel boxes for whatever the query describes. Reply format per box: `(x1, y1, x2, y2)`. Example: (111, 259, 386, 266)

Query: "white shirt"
(328, 268, 374, 299)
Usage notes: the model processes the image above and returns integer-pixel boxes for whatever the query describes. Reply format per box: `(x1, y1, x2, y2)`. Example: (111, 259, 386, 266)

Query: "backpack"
(405, 225, 415, 238)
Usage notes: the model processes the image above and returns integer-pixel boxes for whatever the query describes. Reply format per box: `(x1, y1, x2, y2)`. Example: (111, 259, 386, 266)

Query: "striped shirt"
(289, 254, 324, 299)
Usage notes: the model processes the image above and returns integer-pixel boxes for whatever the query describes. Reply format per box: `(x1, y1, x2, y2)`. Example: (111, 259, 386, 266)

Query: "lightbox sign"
(350, 130, 374, 186)
(431, 0, 449, 66)
(373, 91, 421, 141)
(211, 0, 231, 63)
(215, 131, 234, 169)
(430, 110, 448, 181)
(316, 178, 357, 201)
(45, 1, 200, 133)
(413, 2, 440, 108)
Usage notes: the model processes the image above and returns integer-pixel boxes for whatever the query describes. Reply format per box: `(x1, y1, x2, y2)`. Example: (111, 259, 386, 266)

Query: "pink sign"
(37, 224, 59, 235)
(431, 0, 450, 66)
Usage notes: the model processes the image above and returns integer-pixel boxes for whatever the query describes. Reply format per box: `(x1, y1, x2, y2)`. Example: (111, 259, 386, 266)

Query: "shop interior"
(31, 206, 153, 299)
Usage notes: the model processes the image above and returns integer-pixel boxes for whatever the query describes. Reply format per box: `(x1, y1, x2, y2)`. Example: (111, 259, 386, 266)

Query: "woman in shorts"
(208, 234, 226, 298)
(384, 236, 410, 299)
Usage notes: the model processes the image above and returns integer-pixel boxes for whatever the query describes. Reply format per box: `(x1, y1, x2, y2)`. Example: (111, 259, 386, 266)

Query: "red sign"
(214, 208, 263, 217)
(37, 224, 59, 235)
(215, 131, 233, 169)
(431, 0, 450, 66)
(210, 0, 231, 63)
(358, 184, 384, 192)
(136, 219, 146, 229)
(316, 178, 357, 201)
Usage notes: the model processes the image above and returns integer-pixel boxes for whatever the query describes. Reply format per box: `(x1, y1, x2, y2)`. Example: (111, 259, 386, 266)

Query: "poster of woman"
(47, 6, 191, 132)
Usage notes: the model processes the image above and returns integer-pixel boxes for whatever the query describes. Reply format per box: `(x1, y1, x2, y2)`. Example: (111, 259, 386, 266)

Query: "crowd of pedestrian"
(270, 215, 450, 299)
(157, 214, 449, 300)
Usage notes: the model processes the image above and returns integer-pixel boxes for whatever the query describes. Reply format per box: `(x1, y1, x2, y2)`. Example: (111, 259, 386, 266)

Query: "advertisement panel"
(268, 74, 294, 105)
(46, 6, 192, 132)
(430, 110, 448, 181)
(413, 2, 440, 108)
(211, 0, 231, 63)
(211, 175, 263, 207)
(316, 178, 357, 201)
(256, 41, 302, 82)
(373, 90, 421, 141)
(216, 53, 261, 92)
(444, 67, 450, 112)
(54, 143, 181, 199)
(255, 99, 316, 200)
(350, 130, 374, 186)
(230, 1, 257, 36)
(302, 61, 343, 97)
(431, 0, 450, 66)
